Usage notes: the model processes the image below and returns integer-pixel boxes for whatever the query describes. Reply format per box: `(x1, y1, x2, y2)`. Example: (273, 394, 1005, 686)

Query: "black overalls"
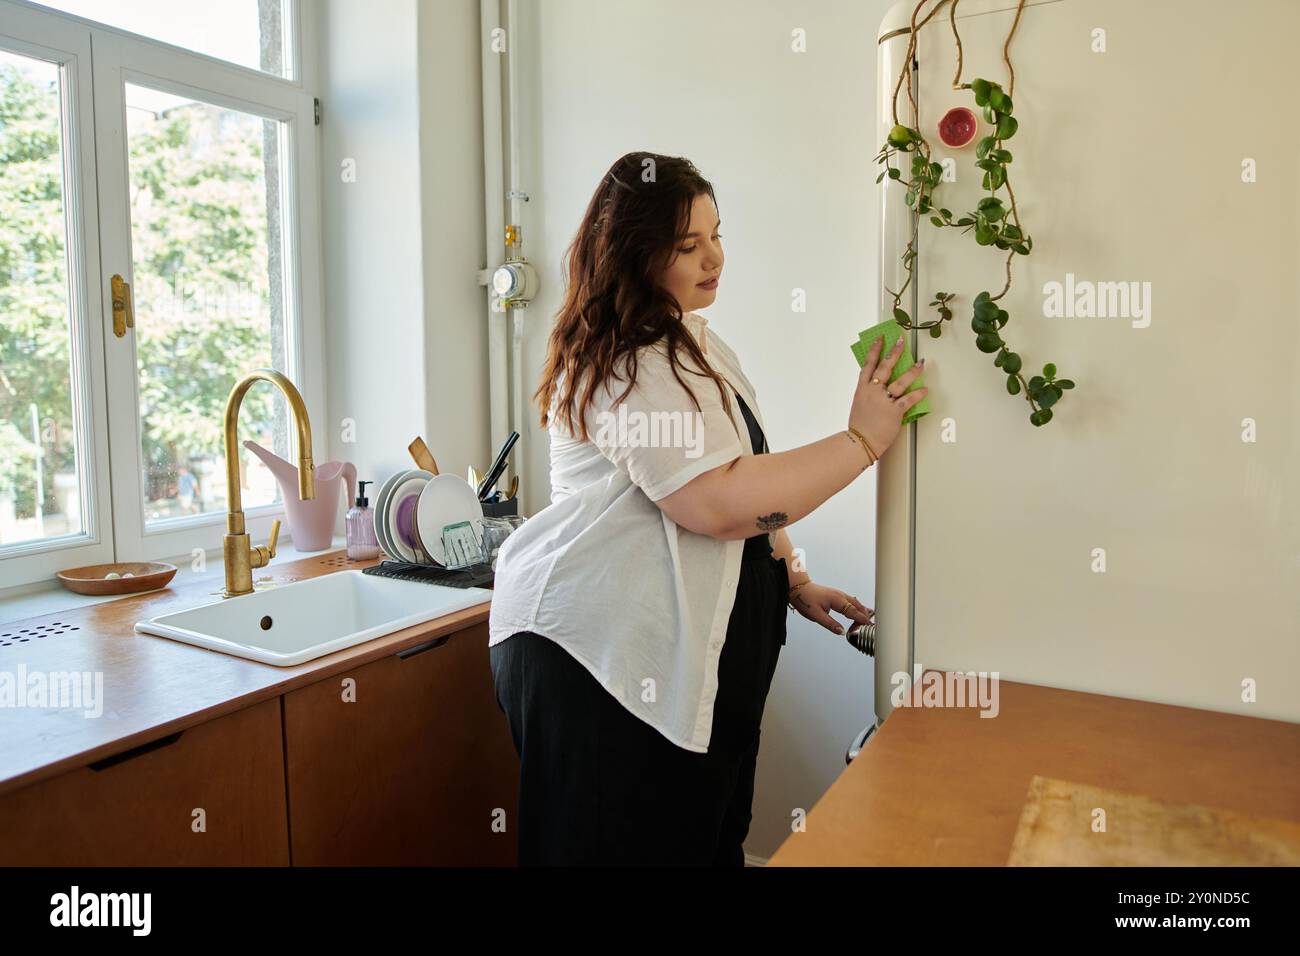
(489, 387, 788, 866)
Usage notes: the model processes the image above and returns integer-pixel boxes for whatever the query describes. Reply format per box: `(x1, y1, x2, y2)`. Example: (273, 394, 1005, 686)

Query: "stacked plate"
(373, 469, 486, 567)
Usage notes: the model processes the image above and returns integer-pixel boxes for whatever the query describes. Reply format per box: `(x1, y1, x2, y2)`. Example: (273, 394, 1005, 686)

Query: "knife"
(476, 431, 519, 499)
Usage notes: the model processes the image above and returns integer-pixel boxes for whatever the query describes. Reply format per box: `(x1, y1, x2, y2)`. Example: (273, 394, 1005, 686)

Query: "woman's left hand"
(788, 582, 874, 635)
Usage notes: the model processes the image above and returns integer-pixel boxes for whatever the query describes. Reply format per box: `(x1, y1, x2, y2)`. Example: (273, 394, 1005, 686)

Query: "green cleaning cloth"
(850, 318, 931, 426)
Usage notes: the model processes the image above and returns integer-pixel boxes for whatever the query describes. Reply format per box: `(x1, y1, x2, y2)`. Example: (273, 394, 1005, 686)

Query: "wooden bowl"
(56, 561, 178, 596)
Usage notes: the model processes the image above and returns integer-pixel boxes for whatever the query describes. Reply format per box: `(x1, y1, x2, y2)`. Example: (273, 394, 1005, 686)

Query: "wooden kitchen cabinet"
(283, 621, 519, 865)
(0, 552, 510, 866)
(0, 697, 288, 866)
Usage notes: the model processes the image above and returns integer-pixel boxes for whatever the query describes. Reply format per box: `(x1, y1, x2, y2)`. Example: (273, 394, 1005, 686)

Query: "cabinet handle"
(88, 731, 183, 771)
(397, 635, 450, 659)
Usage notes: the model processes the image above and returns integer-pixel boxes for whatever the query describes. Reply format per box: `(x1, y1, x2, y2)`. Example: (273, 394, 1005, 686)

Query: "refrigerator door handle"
(845, 621, 876, 657)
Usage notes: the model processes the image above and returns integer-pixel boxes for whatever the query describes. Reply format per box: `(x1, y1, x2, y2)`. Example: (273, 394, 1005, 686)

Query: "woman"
(488, 151, 928, 866)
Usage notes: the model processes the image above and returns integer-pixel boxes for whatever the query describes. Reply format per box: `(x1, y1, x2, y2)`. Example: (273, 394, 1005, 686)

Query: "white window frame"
(0, 3, 114, 589)
(0, 0, 325, 593)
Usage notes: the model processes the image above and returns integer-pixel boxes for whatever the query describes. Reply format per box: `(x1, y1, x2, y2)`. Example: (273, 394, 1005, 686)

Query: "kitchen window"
(0, 0, 324, 590)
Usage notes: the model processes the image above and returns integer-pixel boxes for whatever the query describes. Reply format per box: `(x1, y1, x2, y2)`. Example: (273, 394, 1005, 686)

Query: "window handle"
(110, 273, 134, 337)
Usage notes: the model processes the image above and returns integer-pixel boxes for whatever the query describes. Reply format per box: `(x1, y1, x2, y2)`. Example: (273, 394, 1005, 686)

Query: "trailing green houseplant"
(873, 0, 1074, 427)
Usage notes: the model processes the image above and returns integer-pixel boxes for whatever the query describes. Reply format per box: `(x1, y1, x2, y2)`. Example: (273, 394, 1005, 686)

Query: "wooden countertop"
(768, 673, 1300, 866)
(0, 550, 491, 797)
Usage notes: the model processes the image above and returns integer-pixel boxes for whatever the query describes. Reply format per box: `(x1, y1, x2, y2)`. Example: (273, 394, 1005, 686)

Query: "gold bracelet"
(787, 579, 811, 610)
(845, 428, 877, 465)
(848, 426, 878, 462)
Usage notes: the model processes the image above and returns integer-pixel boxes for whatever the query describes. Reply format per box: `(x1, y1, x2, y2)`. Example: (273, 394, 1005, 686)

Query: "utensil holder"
(481, 495, 518, 518)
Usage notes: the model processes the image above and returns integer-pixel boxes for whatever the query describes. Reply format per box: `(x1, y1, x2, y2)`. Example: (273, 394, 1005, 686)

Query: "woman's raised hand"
(848, 334, 929, 460)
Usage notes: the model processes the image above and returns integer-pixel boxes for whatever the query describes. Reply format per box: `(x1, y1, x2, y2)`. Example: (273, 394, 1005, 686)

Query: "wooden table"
(768, 673, 1300, 866)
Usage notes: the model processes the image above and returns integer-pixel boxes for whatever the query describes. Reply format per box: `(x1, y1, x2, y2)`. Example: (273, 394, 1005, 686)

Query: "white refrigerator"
(869, 0, 1299, 728)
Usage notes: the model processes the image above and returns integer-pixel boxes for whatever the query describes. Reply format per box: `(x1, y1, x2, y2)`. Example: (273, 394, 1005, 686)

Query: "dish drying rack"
(362, 558, 494, 589)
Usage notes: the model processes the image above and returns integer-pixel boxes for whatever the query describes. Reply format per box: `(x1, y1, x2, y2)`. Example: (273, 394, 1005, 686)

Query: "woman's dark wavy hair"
(534, 150, 737, 440)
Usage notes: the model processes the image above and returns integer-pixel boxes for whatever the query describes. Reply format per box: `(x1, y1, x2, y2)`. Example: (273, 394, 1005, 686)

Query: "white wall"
(416, 3, 490, 484)
(513, 0, 898, 860)
(320, 0, 902, 862)
(318, 0, 488, 502)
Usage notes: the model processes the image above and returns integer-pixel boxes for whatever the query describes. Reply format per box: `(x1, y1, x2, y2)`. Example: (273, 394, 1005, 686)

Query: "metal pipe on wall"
(479, 0, 529, 514)
(480, 0, 511, 503)
(505, 0, 527, 514)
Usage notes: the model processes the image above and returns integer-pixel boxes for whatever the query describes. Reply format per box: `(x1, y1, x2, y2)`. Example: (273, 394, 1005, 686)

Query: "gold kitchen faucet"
(222, 369, 315, 597)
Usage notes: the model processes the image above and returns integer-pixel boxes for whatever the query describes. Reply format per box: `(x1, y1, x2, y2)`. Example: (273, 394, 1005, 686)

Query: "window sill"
(0, 535, 348, 625)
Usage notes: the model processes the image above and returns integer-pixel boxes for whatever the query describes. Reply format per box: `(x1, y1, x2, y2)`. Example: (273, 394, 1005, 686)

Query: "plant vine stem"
(1003, 0, 1028, 96)
(990, 173, 1022, 302)
(989, 0, 1027, 305)
(893, 155, 938, 309)
(896, 253, 915, 303)
(891, 0, 950, 126)
(950, 0, 964, 88)
(889, 0, 951, 315)
(886, 0, 1041, 418)
(888, 234, 917, 306)
(1003, 165, 1023, 233)
(991, 0, 1036, 416)
(990, 251, 1014, 302)
(1012, 372, 1037, 411)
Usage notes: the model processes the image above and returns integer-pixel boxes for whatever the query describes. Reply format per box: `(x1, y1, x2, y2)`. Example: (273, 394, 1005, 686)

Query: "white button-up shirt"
(488, 312, 769, 752)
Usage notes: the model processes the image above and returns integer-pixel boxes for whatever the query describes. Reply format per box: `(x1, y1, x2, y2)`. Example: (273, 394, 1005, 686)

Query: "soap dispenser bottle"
(346, 480, 381, 560)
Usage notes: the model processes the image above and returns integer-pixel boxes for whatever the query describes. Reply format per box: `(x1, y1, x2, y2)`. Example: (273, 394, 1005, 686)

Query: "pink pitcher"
(244, 440, 356, 552)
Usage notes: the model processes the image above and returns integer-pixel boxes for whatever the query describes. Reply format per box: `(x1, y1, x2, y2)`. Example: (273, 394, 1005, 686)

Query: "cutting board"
(1007, 775, 1300, 866)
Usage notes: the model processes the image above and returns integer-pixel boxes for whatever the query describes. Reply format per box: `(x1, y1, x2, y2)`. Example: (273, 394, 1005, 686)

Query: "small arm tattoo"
(756, 512, 788, 531)
(846, 431, 870, 471)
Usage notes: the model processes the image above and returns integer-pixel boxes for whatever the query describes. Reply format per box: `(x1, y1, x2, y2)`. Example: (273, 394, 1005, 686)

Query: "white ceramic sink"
(134, 570, 492, 666)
